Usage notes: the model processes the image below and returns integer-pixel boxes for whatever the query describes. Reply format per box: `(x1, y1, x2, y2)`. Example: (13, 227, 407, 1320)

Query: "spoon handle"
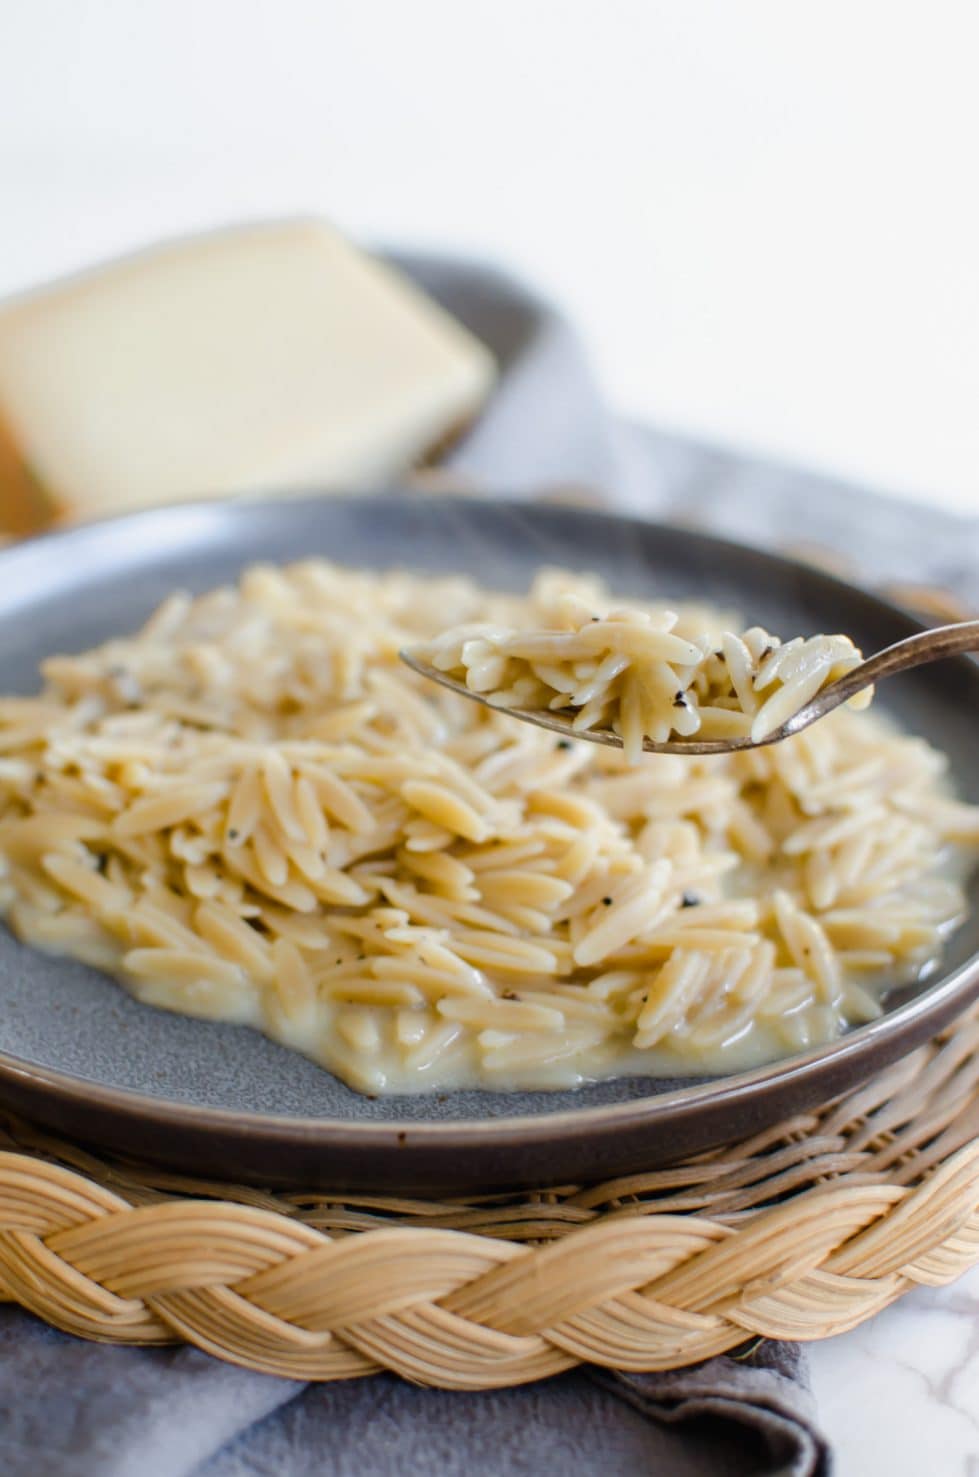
(831, 619, 979, 704)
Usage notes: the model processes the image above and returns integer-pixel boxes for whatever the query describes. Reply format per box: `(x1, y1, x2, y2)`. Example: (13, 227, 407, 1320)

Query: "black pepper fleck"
(602, 896, 613, 906)
(555, 739, 573, 751)
(681, 891, 701, 908)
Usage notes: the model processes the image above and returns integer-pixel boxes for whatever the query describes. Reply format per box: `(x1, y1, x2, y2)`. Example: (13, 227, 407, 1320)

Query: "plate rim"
(0, 490, 976, 1160)
(0, 945, 977, 1149)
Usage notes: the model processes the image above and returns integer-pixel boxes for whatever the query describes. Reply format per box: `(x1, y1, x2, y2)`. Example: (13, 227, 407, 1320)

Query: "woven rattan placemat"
(1, 1005, 978, 1386)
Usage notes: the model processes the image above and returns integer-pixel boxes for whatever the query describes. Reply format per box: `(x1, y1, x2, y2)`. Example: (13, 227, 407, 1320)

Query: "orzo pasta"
(0, 562, 974, 1093)
(418, 587, 871, 761)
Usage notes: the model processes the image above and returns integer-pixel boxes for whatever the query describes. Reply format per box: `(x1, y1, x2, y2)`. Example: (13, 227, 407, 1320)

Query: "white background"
(1, 1, 978, 515)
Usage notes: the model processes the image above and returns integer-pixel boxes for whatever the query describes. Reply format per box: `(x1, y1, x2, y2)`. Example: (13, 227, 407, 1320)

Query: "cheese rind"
(0, 222, 495, 533)
(0, 407, 54, 535)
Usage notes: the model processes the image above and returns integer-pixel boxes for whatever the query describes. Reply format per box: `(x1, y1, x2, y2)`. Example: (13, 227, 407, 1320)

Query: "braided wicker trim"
(3, 1008, 979, 1385)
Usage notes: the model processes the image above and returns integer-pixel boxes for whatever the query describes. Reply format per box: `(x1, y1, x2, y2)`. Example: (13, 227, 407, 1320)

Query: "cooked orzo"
(417, 591, 872, 760)
(0, 561, 975, 1093)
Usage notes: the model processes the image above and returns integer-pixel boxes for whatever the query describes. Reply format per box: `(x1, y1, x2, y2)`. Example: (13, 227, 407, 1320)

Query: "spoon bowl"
(402, 619, 979, 755)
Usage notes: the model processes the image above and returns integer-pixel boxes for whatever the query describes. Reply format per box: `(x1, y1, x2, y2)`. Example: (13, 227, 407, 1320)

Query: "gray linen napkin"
(0, 1305, 822, 1477)
(2, 251, 976, 1477)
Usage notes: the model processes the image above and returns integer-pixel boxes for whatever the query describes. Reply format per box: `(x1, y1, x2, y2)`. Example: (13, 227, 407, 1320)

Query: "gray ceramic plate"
(0, 494, 976, 1192)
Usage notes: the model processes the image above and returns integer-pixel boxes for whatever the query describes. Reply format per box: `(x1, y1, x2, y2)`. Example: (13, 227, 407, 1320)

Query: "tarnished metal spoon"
(401, 620, 979, 755)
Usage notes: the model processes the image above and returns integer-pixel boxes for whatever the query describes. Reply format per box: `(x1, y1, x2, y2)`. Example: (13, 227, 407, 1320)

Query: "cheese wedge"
(0, 222, 495, 535)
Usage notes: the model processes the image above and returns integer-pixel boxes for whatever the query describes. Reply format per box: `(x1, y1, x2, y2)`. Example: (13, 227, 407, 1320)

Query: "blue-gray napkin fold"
(0, 1304, 824, 1477)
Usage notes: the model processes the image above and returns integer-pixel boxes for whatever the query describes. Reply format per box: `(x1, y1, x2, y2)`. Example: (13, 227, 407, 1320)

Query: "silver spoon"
(401, 619, 979, 756)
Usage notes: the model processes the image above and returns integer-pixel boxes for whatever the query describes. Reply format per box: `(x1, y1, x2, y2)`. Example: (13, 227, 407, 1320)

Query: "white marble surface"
(809, 1264, 979, 1476)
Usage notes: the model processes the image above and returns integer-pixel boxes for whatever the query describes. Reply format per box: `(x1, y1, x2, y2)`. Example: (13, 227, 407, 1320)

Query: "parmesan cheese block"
(0, 221, 495, 535)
